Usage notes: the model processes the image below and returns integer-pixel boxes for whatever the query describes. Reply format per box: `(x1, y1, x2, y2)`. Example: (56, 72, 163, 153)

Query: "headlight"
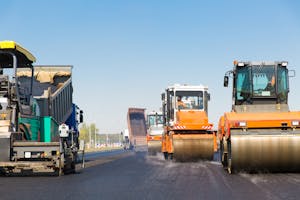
(292, 121, 299, 126)
(24, 152, 31, 158)
(281, 62, 288, 67)
(239, 121, 247, 127)
(237, 62, 245, 67)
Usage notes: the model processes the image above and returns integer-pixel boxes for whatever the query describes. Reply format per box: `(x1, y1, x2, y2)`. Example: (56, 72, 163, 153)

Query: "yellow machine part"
(230, 130, 300, 172)
(0, 40, 36, 62)
(172, 133, 215, 161)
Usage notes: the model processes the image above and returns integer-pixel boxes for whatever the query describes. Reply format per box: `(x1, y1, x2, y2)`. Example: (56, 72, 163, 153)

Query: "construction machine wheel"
(70, 153, 77, 173)
(70, 161, 76, 173)
(54, 166, 63, 176)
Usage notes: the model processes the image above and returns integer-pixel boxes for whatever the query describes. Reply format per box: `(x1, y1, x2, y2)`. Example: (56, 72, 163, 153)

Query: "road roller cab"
(161, 84, 217, 161)
(219, 61, 300, 173)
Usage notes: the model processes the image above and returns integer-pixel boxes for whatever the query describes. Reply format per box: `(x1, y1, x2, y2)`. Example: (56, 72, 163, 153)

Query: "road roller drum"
(172, 134, 214, 161)
(229, 130, 300, 172)
(147, 140, 162, 155)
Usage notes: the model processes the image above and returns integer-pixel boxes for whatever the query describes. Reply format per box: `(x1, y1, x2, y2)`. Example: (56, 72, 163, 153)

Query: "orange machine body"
(220, 111, 300, 139)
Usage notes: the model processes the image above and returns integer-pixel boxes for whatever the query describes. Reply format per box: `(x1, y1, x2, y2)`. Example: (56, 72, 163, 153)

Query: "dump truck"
(127, 108, 147, 150)
(146, 111, 164, 155)
(161, 84, 217, 161)
(0, 41, 83, 175)
(218, 61, 300, 173)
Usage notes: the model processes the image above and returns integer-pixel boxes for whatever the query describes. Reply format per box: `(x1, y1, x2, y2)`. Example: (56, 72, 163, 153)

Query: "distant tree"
(79, 123, 90, 144)
(90, 123, 99, 138)
(97, 133, 122, 145)
(79, 123, 100, 148)
(79, 123, 121, 148)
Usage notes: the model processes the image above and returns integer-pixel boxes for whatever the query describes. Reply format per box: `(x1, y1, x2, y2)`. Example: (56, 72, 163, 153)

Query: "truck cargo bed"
(127, 108, 147, 148)
(17, 65, 73, 124)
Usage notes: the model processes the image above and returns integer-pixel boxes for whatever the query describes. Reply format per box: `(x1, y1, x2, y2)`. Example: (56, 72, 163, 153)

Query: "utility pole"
(94, 128, 97, 148)
(89, 125, 92, 149)
(106, 133, 108, 147)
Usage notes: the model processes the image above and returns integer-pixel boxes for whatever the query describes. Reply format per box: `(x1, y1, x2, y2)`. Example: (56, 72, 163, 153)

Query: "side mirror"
(207, 93, 211, 101)
(79, 110, 84, 123)
(288, 70, 296, 77)
(161, 93, 165, 101)
(224, 76, 229, 87)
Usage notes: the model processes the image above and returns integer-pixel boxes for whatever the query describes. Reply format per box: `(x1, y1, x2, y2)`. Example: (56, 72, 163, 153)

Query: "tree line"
(79, 123, 122, 147)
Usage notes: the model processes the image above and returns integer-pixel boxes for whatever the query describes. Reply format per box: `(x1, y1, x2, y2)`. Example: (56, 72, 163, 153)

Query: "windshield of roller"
(147, 114, 163, 126)
(174, 91, 204, 110)
(235, 65, 288, 104)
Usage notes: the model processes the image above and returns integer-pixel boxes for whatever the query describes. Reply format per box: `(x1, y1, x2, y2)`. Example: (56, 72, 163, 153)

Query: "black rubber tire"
(70, 161, 76, 173)
(54, 168, 62, 176)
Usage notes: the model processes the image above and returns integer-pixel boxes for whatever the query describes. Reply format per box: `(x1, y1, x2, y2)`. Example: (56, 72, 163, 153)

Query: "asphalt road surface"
(0, 150, 300, 200)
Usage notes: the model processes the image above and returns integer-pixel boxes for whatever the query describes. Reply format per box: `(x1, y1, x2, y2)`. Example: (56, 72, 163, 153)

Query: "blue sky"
(1, 0, 300, 133)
